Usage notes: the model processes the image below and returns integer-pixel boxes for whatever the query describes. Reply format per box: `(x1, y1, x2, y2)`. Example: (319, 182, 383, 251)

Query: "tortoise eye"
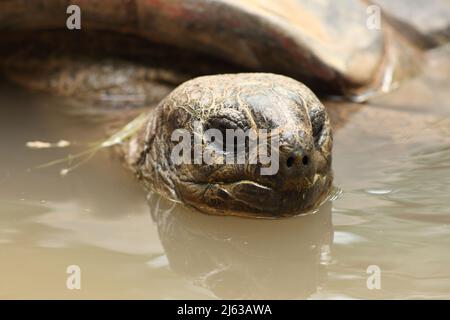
(309, 108, 326, 146)
(205, 117, 251, 155)
(206, 117, 239, 135)
(203, 118, 236, 152)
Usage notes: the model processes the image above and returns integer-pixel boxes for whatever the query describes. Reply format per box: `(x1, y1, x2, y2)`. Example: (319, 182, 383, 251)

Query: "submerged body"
(1, 37, 333, 217)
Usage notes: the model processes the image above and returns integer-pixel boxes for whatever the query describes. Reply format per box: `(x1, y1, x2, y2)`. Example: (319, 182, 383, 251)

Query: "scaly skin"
(125, 73, 333, 217)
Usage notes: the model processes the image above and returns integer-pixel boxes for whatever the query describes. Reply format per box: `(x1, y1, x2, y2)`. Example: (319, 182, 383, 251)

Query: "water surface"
(0, 47, 449, 299)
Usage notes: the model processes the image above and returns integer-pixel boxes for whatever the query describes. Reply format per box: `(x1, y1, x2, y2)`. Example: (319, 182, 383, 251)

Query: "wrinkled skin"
(125, 73, 333, 217)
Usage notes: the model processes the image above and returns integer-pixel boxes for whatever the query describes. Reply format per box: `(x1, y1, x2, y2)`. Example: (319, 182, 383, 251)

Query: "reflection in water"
(148, 193, 333, 299)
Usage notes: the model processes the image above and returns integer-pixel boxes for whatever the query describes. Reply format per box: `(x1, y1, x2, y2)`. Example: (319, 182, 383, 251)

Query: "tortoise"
(0, 0, 448, 218)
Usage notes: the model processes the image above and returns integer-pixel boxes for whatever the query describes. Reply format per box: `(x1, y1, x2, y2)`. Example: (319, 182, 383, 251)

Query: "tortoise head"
(133, 73, 333, 218)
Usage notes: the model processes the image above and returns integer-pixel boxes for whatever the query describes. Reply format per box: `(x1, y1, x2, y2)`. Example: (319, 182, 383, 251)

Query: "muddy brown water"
(0, 47, 449, 299)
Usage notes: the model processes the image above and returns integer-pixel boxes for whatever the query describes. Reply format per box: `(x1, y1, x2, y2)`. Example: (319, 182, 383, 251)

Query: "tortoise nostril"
(286, 156, 295, 168)
(286, 153, 309, 169)
(302, 155, 309, 166)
